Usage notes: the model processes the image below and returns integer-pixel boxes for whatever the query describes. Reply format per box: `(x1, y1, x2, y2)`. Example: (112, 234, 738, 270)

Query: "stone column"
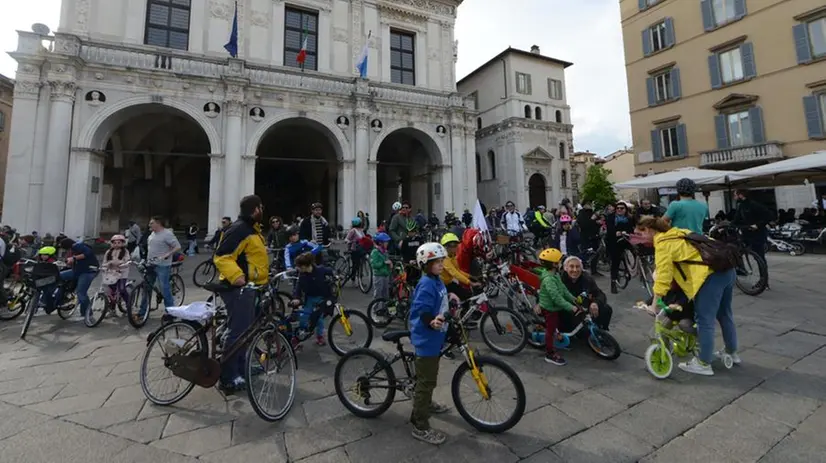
(207, 154, 225, 240)
(354, 114, 369, 216)
(439, 164, 453, 214)
(450, 124, 465, 212)
(367, 160, 378, 232)
(341, 159, 356, 226)
(2, 77, 42, 231)
(464, 127, 478, 205)
(64, 150, 104, 239)
(222, 100, 244, 217)
(241, 155, 257, 197)
(42, 76, 77, 235)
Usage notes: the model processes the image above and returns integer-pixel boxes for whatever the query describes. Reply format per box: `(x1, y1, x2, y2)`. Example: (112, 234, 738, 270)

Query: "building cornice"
(476, 116, 572, 139)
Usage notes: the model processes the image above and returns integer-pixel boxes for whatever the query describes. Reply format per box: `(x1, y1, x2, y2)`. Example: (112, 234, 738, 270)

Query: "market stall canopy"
(614, 168, 735, 190)
(728, 151, 826, 187)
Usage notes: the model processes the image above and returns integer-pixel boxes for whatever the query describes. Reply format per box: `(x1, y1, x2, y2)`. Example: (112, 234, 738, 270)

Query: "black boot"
(611, 281, 618, 294)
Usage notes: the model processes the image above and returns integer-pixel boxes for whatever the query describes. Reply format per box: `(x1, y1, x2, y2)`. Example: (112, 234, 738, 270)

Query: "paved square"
(1, 253, 825, 462)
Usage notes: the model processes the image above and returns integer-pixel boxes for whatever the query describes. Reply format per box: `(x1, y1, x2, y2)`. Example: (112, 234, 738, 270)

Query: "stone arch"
(246, 111, 350, 161)
(368, 123, 446, 165)
(77, 95, 221, 152)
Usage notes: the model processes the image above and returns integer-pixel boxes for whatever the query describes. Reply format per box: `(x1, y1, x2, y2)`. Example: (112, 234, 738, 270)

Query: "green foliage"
(580, 165, 617, 208)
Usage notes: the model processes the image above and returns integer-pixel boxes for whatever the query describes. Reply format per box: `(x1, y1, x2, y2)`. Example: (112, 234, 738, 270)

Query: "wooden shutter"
(646, 77, 656, 106)
(803, 96, 825, 138)
(748, 106, 765, 144)
(741, 43, 756, 78)
(664, 18, 675, 47)
(651, 129, 663, 161)
(733, 0, 747, 19)
(708, 54, 722, 89)
(793, 24, 812, 64)
(700, 0, 715, 31)
(714, 114, 729, 148)
(676, 124, 688, 156)
(670, 68, 682, 99)
(642, 29, 652, 56)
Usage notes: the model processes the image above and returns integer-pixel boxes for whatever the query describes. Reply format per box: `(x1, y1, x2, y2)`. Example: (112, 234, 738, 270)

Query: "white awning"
(614, 168, 734, 190)
(728, 151, 826, 186)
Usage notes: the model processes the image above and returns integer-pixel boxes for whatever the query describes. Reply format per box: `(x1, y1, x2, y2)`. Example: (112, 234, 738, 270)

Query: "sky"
(0, 0, 632, 155)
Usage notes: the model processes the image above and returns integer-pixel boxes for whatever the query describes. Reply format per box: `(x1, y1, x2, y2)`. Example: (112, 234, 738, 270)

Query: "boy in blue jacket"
(408, 242, 456, 445)
(289, 252, 335, 346)
(284, 226, 321, 269)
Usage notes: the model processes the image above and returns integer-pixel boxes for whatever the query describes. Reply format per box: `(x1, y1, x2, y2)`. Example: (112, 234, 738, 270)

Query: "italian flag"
(296, 22, 308, 69)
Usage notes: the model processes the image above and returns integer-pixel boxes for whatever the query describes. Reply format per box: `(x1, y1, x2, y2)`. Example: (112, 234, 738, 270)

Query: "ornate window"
(285, 7, 319, 71)
(144, 0, 191, 50)
(390, 30, 416, 85)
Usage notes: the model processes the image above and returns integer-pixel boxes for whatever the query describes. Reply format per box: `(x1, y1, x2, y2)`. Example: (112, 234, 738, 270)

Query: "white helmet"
(416, 242, 447, 267)
(392, 201, 402, 211)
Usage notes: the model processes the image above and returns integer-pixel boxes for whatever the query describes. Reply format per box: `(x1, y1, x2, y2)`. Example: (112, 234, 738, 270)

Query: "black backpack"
(677, 232, 739, 273)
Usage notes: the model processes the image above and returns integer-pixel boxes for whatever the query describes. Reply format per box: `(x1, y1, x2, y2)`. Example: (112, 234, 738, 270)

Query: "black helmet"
(310, 202, 322, 210)
(286, 225, 300, 236)
(676, 178, 697, 196)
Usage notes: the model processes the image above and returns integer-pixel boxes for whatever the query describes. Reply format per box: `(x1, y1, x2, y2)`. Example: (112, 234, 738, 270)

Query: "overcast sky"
(0, 0, 631, 155)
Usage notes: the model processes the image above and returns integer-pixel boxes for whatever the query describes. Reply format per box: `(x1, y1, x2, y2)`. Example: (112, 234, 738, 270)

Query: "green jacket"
(370, 248, 392, 277)
(537, 268, 576, 313)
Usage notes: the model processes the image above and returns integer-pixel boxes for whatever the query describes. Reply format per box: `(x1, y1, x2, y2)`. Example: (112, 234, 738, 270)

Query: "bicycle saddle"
(203, 282, 235, 293)
(381, 330, 410, 343)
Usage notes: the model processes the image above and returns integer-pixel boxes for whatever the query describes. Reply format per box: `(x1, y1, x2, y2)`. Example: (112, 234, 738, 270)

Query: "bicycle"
(709, 223, 769, 296)
(139, 282, 297, 421)
(85, 262, 136, 327)
(19, 260, 86, 339)
(460, 290, 528, 356)
(127, 260, 186, 328)
(366, 260, 414, 329)
(276, 274, 374, 356)
(192, 257, 217, 288)
(334, 310, 526, 433)
(1, 259, 32, 321)
(331, 249, 373, 294)
(541, 292, 621, 360)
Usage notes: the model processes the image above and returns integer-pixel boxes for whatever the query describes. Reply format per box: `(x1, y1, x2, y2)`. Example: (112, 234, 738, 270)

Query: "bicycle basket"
(495, 233, 511, 245)
(29, 263, 60, 288)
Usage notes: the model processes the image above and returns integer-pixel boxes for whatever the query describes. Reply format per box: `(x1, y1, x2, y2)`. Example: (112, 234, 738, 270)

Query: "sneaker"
(610, 281, 618, 294)
(411, 427, 446, 445)
(315, 335, 326, 346)
(714, 350, 742, 365)
(442, 349, 456, 360)
(429, 402, 449, 414)
(544, 353, 567, 366)
(678, 357, 714, 376)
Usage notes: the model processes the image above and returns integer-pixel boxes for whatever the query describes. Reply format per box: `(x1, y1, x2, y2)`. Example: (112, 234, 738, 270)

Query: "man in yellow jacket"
(213, 194, 269, 391)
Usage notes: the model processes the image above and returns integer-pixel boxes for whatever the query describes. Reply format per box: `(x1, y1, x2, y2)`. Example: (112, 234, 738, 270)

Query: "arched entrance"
(254, 118, 342, 226)
(99, 105, 212, 233)
(528, 173, 547, 209)
(374, 128, 441, 222)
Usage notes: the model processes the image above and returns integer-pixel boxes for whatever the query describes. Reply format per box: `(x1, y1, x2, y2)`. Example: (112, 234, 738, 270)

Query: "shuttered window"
(144, 0, 191, 50)
(285, 7, 318, 71)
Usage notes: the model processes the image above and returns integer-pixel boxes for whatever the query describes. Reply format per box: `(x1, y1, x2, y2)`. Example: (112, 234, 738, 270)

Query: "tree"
(580, 165, 616, 208)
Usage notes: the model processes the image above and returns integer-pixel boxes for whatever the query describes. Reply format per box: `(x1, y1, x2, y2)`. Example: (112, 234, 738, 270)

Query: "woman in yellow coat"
(635, 215, 739, 376)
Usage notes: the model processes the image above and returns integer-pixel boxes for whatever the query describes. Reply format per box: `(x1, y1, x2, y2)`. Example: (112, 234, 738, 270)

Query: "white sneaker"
(678, 357, 714, 376)
(715, 350, 742, 365)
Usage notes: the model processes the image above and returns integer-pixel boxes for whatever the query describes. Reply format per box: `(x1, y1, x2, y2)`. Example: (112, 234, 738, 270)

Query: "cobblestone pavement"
(1, 253, 826, 462)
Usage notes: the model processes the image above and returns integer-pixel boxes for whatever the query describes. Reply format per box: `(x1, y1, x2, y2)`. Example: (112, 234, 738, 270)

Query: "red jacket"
(456, 228, 484, 274)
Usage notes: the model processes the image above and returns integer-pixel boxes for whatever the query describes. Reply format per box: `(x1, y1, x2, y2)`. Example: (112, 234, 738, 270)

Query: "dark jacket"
(576, 208, 599, 240)
(266, 227, 289, 249)
(635, 205, 663, 221)
(213, 216, 268, 285)
(400, 234, 424, 263)
(299, 215, 331, 245)
(551, 227, 582, 257)
(733, 198, 772, 229)
(604, 214, 635, 248)
(462, 212, 473, 227)
(560, 271, 608, 307)
(292, 265, 334, 300)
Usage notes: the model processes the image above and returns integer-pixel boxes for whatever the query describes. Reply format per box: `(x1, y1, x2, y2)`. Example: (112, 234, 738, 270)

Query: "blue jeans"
(694, 268, 737, 364)
(301, 296, 325, 336)
(220, 287, 257, 383)
(139, 265, 174, 316)
(187, 240, 197, 256)
(55, 269, 96, 317)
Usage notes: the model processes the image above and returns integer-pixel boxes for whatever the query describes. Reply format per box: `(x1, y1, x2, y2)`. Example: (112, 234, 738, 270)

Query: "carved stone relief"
(210, 0, 232, 19)
(250, 11, 270, 27)
(13, 80, 42, 99)
(48, 80, 77, 102)
(391, 0, 455, 16)
(351, 0, 363, 66)
(440, 22, 453, 87)
(334, 28, 349, 42)
(75, 0, 90, 32)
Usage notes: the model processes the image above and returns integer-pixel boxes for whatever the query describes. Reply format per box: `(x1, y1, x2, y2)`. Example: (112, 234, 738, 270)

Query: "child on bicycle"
(35, 245, 57, 263)
(535, 248, 581, 366)
(400, 222, 423, 285)
(101, 235, 131, 314)
(650, 270, 696, 334)
(370, 232, 392, 300)
(345, 217, 367, 282)
(284, 225, 320, 269)
(289, 252, 334, 346)
(408, 242, 454, 445)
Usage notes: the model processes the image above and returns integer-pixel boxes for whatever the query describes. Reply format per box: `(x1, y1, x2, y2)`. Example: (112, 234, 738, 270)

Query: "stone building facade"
(0, 74, 12, 218)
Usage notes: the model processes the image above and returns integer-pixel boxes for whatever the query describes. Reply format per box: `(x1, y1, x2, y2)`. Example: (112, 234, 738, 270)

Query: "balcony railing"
(73, 40, 469, 109)
(699, 142, 784, 167)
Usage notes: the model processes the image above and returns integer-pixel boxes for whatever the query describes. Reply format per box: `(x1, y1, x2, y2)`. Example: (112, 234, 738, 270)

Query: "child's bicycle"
(366, 260, 413, 329)
(636, 302, 734, 379)
(530, 292, 621, 360)
(85, 261, 136, 327)
(278, 275, 374, 356)
(333, 308, 526, 433)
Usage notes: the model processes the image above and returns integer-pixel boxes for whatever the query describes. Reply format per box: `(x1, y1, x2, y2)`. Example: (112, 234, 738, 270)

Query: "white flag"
(471, 200, 488, 232)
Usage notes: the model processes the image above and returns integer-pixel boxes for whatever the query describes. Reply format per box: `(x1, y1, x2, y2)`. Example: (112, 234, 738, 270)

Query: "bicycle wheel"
(327, 309, 374, 356)
(790, 242, 806, 256)
(451, 355, 526, 433)
(0, 282, 27, 320)
(736, 250, 767, 296)
(171, 275, 186, 306)
(192, 260, 217, 288)
(357, 260, 373, 294)
(615, 261, 631, 290)
(127, 285, 150, 328)
(57, 294, 77, 319)
(20, 296, 37, 339)
(587, 328, 621, 360)
(85, 293, 109, 328)
(479, 307, 528, 356)
(246, 329, 297, 422)
(366, 298, 394, 328)
(334, 347, 397, 418)
(140, 320, 206, 405)
(334, 257, 351, 281)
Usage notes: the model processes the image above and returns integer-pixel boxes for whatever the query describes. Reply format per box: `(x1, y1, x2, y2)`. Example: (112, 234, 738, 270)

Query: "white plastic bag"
(165, 301, 215, 323)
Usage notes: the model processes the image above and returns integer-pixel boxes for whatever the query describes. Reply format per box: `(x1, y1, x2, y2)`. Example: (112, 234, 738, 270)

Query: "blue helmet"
(374, 232, 391, 243)
(351, 217, 362, 227)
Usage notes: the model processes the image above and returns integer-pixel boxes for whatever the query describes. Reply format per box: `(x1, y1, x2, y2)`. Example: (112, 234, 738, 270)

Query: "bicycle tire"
(334, 258, 351, 281)
(0, 282, 28, 320)
(139, 320, 206, 406)
(357, 261, 373, 294)
(57, 295, 77, 319)
(327, 310, 374, 356)
(451, 355, 526, 433)
(20, 297, 37, 339)
(587, 328, 621, 360)
(790, 242, 805, 256)
(735, 250, 767, 296)
(334, 347, 397, 418)
(128, 285, 151, 328)
(478, 307, 528, 356)
(615, 261, 631, 290)
(246, 329, 297, 422)
(192, 260, 217, 288)
(85, 293, 109, 328)
(366, 298, 394, 328)
(171, 274, 186, 306)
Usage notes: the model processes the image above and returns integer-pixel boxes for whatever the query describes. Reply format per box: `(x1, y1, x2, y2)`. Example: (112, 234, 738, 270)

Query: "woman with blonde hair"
(635, 215, 739, 376)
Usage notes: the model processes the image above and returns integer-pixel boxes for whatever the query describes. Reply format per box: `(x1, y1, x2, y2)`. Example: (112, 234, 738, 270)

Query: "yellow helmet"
(440, 232, 460, 246)
(38, 246, 57, 256)
(539, 248, 563, 264)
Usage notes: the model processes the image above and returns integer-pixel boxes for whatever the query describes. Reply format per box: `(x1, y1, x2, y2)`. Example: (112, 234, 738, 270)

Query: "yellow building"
(570, 151, 599, 204)
(603, 148, 639, 202)
(0, 74, 13, 218)
(621, 0, 826, 212)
